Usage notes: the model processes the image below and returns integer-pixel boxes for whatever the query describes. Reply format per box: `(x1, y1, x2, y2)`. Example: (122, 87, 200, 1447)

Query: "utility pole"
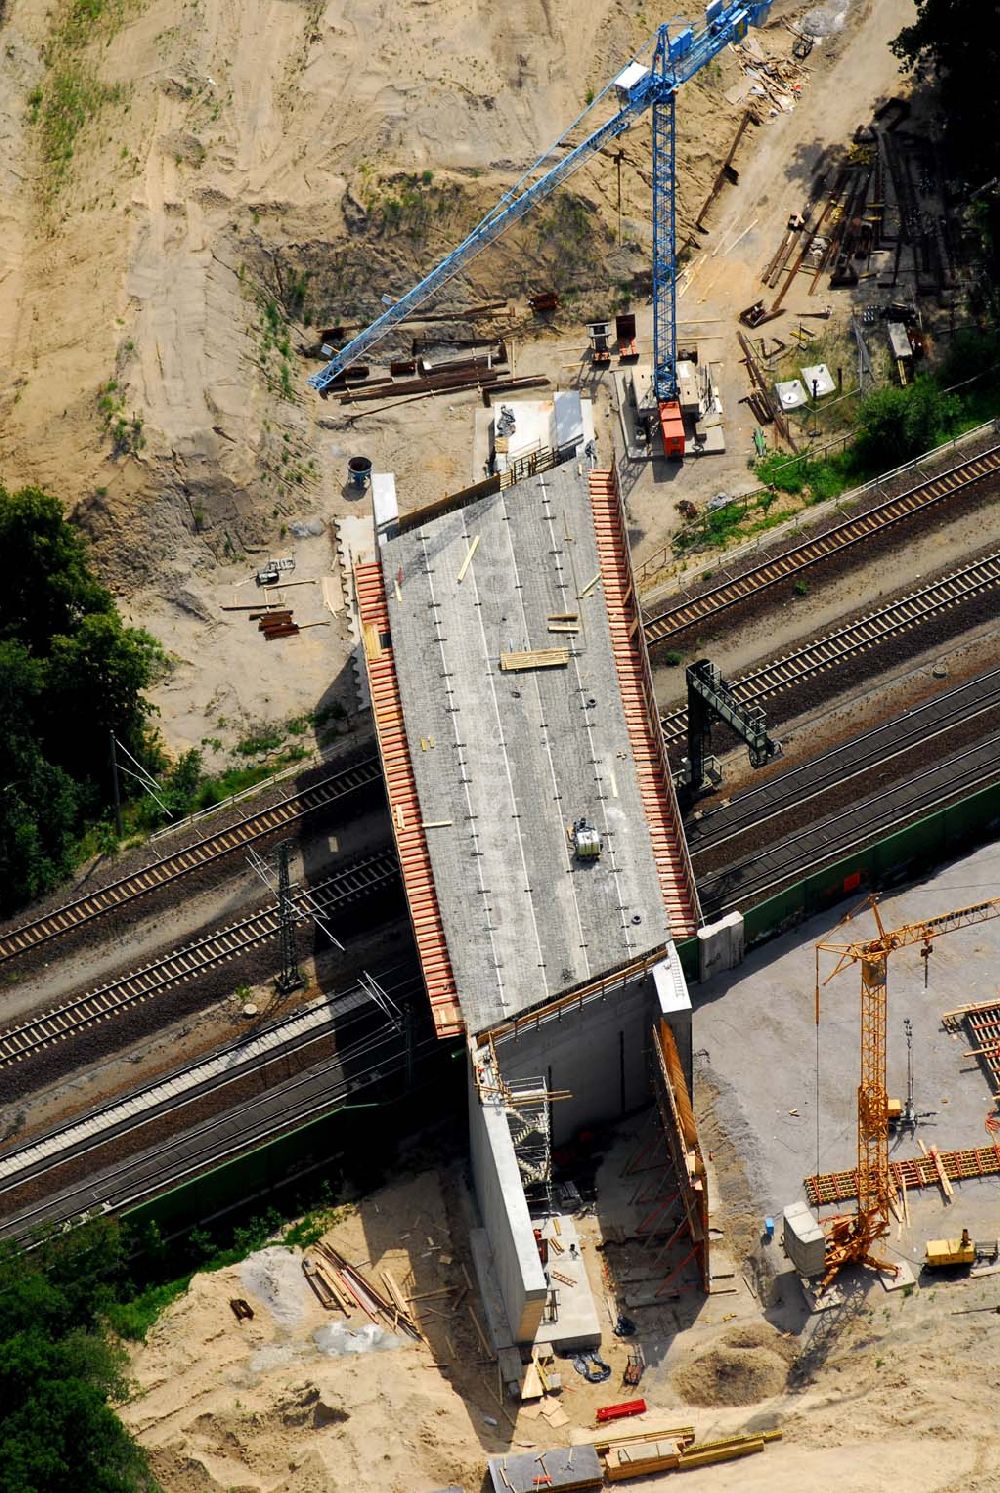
(109, 730, 123, 838)
(615, 150, 624, 246)
(275, 839, 303, 996)
(902, 1017, 915, 1132)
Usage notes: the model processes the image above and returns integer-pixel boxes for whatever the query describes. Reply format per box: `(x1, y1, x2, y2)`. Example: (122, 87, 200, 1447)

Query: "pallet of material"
(603, 1428, 780, 1479)
(498, 647, 570, 672)
(488, 1445, 602, 1492)
(677, 1430, 781, 1469)
(604, 1437, 687, 1479)
(590, 1424, 695, 1456)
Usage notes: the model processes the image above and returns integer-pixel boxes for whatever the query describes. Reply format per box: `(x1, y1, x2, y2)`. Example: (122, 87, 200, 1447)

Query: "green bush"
(0, 487, 160, 913)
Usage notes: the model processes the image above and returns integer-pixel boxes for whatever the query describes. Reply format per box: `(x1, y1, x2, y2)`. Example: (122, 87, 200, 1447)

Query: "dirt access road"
(623, 0, 919, 564)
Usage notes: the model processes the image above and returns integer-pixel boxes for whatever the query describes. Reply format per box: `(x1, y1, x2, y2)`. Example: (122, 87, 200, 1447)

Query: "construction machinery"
(307, 1, 773, 457)
(572, 819, 604, 861)
(816, 893, 1000, 1292)
(924, 1230, 999, 1270)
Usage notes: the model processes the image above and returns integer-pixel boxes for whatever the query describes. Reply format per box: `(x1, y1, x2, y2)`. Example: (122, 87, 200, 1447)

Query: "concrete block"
(495, 973, 655, 1144)
(698, 910, 745, 981)
(371, 471, 398, 543)
(468, 1063, 547, 1344)
(782, 1201, 826, 1278)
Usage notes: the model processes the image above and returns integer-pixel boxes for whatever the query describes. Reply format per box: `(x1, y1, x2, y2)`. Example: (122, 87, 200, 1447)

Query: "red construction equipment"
(597, 1398, 647, 1424)
(658, 400, 685, 459)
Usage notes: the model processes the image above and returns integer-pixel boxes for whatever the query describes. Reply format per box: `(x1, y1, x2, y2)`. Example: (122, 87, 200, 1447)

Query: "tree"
(0, 1228, 159, 1493)
(0, 485, 163, 914)
(0, 487, 113, 656)
(892, 0, 1000, 269)
(0, 643, 79, 910)
(854, 378, 961, 469)
(46, 612, 160, 785)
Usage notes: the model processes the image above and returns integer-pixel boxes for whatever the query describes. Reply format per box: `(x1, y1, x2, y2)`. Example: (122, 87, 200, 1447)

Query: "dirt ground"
(0, 0, 929, 765)
(124, 1056, 1000, 1493)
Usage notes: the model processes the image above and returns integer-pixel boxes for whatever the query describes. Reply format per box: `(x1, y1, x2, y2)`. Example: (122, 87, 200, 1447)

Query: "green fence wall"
(676, 779, 1000, 970)
(743, 780, 1000, 951)
(122, 1043, 462, 1244)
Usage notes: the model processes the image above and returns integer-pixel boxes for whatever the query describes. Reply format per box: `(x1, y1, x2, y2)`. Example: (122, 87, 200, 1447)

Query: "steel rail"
(686, 666, 1000, 857)
(0, 962, 425, 1197)
(0, 753, 383, 966)
(3, 1017, 443, 1245)
(696, 729, 1000, 913)
(659, 550, 1000, 751)
(0, 849, 400, 1068)
(644, 444, 1000, 645)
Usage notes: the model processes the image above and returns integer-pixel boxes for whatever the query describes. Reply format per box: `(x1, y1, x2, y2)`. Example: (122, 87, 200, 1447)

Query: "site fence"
(636, 415, 1000, 598)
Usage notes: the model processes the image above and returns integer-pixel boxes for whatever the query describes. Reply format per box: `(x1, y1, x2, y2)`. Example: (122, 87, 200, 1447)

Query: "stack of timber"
(596, 1423, 781, 1480)
(301, 1244, 423, 1340)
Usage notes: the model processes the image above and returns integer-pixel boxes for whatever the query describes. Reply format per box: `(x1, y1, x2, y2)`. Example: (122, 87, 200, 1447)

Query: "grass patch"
(38, 65, 124, 195)
(58, 0, 132, 46)
(97, 378, 145, 456)
(235, 723, 286, 757)
(104, 1274, 193, 1340)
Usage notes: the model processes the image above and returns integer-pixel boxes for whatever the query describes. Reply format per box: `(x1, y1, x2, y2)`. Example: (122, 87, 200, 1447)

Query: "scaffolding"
(504, 1076, 553, 1212)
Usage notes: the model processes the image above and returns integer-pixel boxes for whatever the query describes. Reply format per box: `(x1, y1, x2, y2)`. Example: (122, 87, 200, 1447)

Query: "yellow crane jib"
(815, 893, 1000, 1292)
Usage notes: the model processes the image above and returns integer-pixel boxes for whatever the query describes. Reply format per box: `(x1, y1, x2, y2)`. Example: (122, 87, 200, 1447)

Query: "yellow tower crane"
(816, 892, 1000, 1292)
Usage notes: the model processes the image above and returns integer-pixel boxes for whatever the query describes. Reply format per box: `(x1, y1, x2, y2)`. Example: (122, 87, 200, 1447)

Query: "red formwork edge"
(354, 559, 464, 1038)
(588, 470, 699, 938)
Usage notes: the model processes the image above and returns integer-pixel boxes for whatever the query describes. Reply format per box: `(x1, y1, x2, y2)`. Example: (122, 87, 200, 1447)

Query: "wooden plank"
(363, 622, 384, 660)
(931, 1145, 955, 1199)
(498, 647, 569, 672)
(456, 534, 480, 583)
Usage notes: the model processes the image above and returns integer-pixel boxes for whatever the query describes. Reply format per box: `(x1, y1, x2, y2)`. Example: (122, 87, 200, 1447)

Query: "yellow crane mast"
(816, 893, 1000, 1291)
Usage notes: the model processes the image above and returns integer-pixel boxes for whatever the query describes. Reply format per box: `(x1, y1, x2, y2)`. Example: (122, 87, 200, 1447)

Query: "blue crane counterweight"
(309, 2, 771, 457)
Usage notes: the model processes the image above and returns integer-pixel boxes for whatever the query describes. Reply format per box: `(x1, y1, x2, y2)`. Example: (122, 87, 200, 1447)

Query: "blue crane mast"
(309, 1, 771, 454)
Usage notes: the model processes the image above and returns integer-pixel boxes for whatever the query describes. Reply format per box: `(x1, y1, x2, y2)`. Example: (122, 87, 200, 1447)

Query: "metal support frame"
(275, 839, 304, 996)
(651, 73, 677, 402)
(816, 892, 1000, 1290)
(683, 658, 781, 790)
(856, 951, 890, 1237)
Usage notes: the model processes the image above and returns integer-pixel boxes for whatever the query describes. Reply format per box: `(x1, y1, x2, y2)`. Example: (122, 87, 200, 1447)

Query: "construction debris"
(302, 1243, 424, 1341)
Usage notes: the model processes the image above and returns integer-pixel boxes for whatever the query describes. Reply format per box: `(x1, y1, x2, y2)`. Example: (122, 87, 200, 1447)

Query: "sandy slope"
(123, 1155, 1000, 1493)
(0, 0, 753, 754)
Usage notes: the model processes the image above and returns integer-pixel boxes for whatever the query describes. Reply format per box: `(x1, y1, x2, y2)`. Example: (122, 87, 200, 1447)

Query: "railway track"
(644, 443, 1000, 645)
(0, 752, 382, 967)
(0, 969, 439, 1244)
(0, 848, 400, 1069)
(686, 666, 1000, 860)
(659, 548, 1000, 752)
(695, 728, 1000, 915)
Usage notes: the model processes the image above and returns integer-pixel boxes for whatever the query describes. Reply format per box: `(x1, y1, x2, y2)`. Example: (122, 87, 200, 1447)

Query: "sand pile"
(673, 1321, 797, 1407)
(121, 1170, 495, 1492)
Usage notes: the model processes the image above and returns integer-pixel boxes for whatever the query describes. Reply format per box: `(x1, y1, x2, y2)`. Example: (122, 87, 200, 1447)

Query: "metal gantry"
(308, 2, 772, 435)
(682, 657, 781, 790)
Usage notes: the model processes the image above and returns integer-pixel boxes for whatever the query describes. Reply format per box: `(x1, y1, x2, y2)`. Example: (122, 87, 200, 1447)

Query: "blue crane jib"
(308, 1, 771, 444)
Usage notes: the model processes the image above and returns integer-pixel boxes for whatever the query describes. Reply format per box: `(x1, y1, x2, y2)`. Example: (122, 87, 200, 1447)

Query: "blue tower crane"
(309, 1, 771, 456)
